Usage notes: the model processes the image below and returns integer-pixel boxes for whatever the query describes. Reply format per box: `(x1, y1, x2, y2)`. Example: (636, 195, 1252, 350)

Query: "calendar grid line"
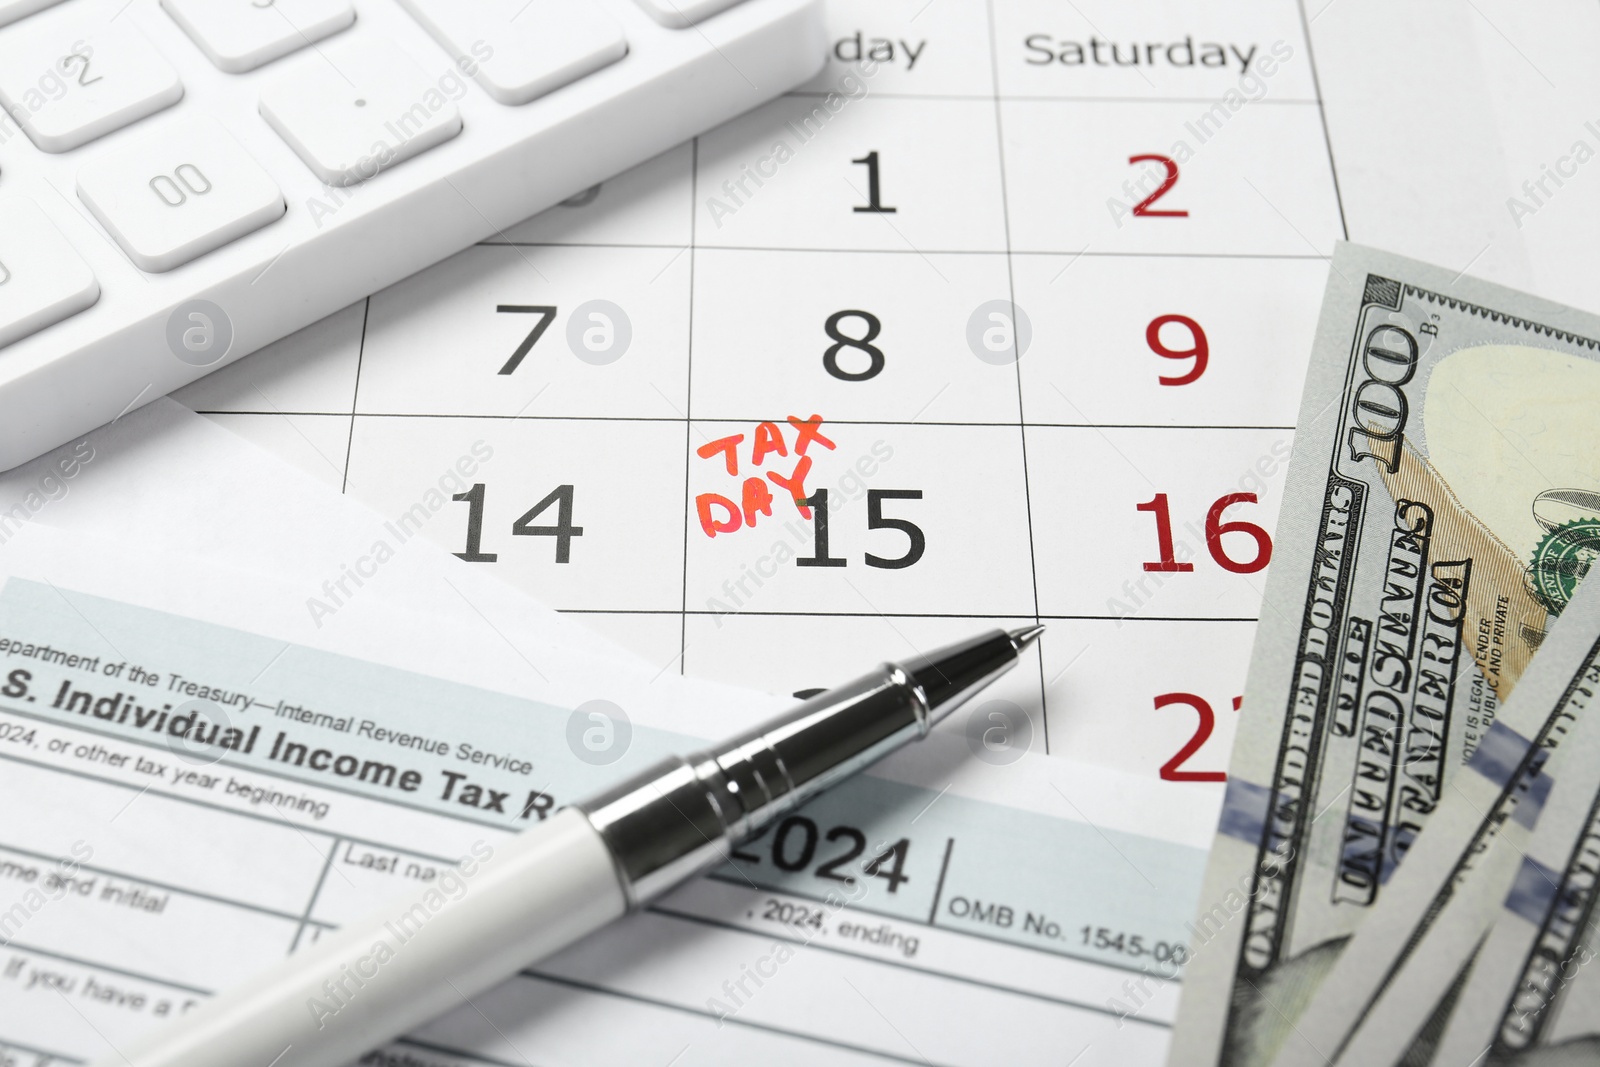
(781, 90, 1326, 106)
(1295, 0, 1351, 240)
(677, 136, 703, 677)
(339, 296, 370, 495)
(479, 241, 1335, 260)
(554, 609, 1262, 622)
(222, 412, 1296, 432)
(983, 0, 1049, 754)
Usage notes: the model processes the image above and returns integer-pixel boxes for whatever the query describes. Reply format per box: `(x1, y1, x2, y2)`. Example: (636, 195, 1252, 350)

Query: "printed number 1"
(852, 151, 897, 214)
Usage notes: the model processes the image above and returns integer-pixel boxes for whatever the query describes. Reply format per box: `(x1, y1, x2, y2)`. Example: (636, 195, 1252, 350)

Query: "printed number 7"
(496, 305, 558, 375)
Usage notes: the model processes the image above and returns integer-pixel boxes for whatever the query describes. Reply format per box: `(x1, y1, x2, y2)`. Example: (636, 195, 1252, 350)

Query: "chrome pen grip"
(578, 627, 1028, 909)
(580, 664, 926, 908)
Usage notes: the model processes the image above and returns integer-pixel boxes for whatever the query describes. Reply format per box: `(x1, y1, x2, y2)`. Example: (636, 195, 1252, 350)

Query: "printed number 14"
(453, 483, 584, 564)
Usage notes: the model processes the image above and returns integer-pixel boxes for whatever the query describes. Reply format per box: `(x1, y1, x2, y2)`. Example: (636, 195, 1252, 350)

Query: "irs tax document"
(0, 525, 1216, 1067)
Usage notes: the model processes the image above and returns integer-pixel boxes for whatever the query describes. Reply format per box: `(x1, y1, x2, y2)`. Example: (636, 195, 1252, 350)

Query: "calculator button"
(0, 198, 99, 349)
(0, 21, 183, 153)
(631, 0, 744, 29)
(77, 118, 286, 273)
(259, 37, 463, 187)
(161, 0, 356, 74)
(398, 0, 625, 106)
(0, 0, 65, 28)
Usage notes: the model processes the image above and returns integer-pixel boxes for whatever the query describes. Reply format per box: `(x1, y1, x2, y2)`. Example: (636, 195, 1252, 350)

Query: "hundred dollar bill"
(1169, 243, 1600, 1067)
(1430, 683, 1600, 1067)
(1272, 574, 1600, 1066)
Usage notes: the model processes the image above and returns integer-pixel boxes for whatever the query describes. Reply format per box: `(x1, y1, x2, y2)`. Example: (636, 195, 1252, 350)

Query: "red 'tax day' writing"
(696, 415, 836, 538)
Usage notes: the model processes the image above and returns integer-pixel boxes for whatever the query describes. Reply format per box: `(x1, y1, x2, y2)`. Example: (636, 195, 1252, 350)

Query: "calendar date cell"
(1025, 426, 1292, 620)
(1001, 99, 1342, 256)
(497, 142, 693, 247)
(691, 249, 1020, 424)
(356, 245, 689, 419)
(1014, 254, 1324, 428)
(346, 417, 687, 611)
(684, 422, 1034, 616)
(695, 97, 1007, 253)
(1038, 617, 1253, 781)
(682, 613, 1046, 748)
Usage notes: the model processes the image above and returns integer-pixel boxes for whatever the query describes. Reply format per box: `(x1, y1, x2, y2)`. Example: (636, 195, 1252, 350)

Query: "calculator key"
(632, 0, 744, 29)
(162, 0, 356, 74)
(259, 37, 463, 187)
(0, 21, 183, 153)
(0, 0, 64, 28)
(0, 198, 99, 349)
(398, 0, 625, 106)
(77, 118, 286, 273)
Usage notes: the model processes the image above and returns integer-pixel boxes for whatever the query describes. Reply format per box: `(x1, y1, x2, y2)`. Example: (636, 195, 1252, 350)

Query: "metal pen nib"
(580, 626, 1044, 908)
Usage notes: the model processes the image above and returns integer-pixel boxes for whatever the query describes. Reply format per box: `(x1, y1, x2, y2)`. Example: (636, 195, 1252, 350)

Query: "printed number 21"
(1155, 693, 1240, 782)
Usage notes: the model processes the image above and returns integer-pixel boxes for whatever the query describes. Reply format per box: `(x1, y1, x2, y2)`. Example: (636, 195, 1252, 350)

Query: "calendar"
(176, 0, 1346, 788)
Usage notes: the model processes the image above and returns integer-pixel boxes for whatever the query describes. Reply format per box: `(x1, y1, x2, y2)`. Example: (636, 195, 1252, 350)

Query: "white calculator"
(0, 0, 822, 470)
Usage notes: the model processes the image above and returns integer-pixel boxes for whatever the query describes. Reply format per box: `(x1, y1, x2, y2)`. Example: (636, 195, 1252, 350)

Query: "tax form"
(0, 413, 1217, 1067)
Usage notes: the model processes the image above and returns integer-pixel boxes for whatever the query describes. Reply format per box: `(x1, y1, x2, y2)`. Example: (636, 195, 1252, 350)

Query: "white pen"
(100, 625, 1044, 1067)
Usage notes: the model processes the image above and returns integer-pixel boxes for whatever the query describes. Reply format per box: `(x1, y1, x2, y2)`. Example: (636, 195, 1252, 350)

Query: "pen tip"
(1007, 624, 1046, 652)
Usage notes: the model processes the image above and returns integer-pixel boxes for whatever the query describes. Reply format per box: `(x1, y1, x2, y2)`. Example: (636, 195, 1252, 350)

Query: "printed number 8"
(823, 310, 885, 382)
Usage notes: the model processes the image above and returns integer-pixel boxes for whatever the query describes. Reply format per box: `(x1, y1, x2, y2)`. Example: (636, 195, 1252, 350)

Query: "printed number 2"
(1155, 693, 1239, 782)
(1129, 155, 1188, 218)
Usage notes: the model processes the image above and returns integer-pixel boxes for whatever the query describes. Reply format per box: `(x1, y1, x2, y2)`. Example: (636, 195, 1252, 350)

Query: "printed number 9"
(1147, 314, 1207, 386)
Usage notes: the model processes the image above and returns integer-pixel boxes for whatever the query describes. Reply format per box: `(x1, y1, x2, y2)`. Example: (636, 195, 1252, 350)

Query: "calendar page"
(176, 0, 1349, 792)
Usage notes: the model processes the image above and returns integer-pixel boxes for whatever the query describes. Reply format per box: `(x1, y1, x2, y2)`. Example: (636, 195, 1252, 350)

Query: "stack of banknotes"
(1170, 243, 1600, 1067)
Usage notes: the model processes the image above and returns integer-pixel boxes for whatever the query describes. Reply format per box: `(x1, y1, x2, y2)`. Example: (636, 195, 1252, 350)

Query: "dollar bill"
(1431, 682, 1600, 1067)
(1169, 242, 1600, 1067)
(1271, 573, 1600, 1066)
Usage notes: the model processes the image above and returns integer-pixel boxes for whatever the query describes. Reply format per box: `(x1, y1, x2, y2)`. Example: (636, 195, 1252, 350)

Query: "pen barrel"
(105, 808, 626, 1067)
(101, 628, 1025, 1067)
